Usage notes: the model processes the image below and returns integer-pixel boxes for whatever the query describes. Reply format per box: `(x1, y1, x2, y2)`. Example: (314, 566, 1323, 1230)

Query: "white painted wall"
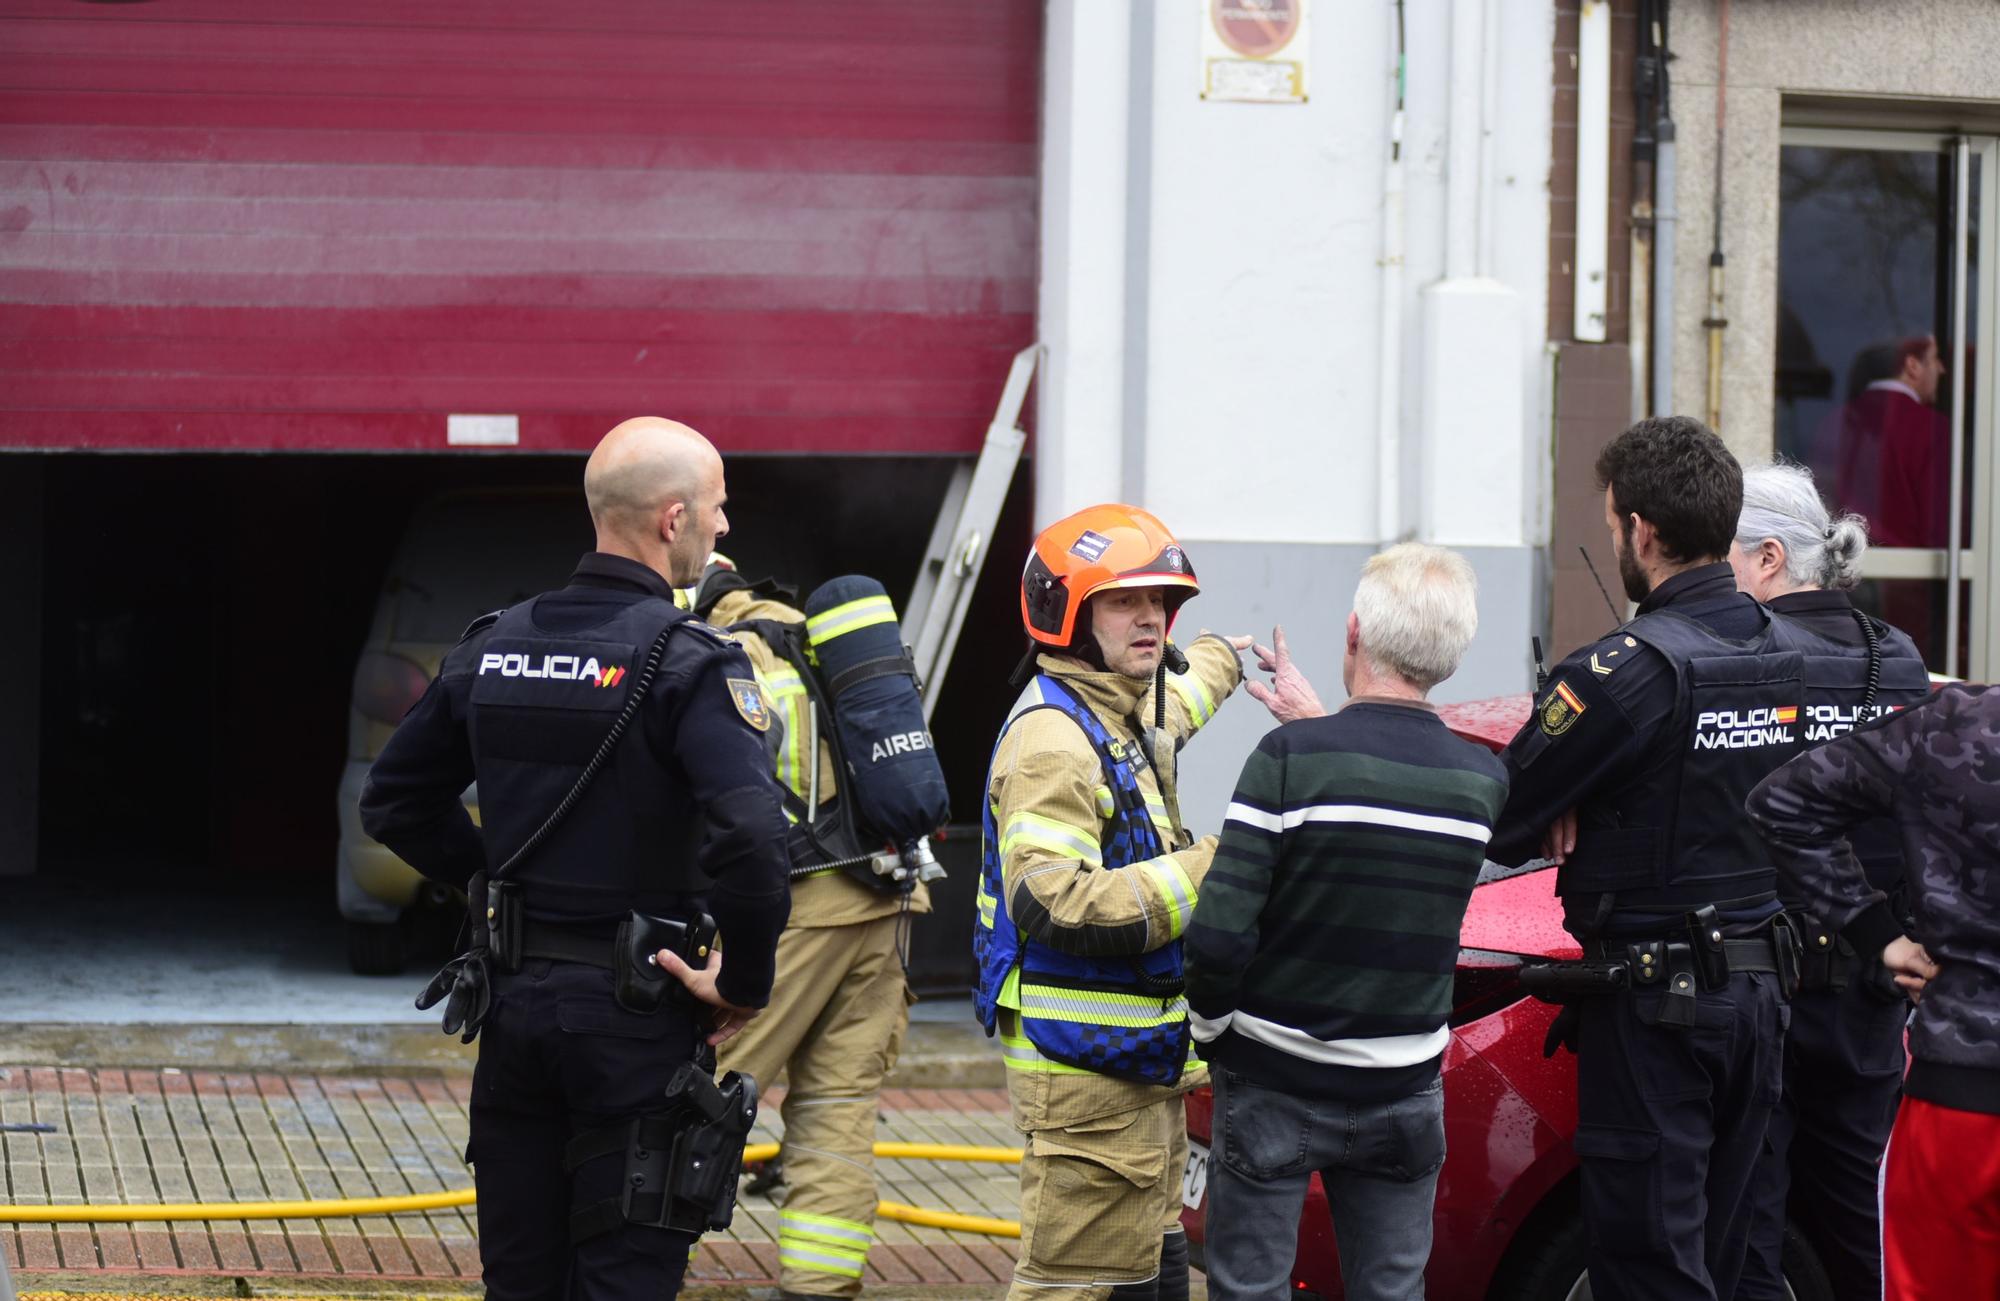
(1037, 0, 1555, 553)
(1034, 0, 1556, 821)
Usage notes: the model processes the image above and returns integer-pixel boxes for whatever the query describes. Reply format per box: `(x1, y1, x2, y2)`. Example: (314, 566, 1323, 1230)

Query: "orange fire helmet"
(1020, 504, 1199, 647)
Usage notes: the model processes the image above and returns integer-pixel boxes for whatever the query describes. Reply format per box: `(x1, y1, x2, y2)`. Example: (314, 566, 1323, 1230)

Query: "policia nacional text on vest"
(1518, 605, 1810, 1016)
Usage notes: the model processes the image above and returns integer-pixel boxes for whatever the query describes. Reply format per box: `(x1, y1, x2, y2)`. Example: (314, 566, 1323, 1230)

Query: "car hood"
(1462, 867, 1581, 960)
(1435, 695, 1582, 961)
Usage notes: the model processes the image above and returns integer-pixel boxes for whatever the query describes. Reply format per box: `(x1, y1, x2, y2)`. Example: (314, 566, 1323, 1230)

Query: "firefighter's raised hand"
(653, 945, 763, 1045)
(1246, 625, 1327, 723)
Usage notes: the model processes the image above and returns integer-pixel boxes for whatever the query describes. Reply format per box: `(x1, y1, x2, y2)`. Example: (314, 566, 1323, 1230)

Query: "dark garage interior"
(4, 451, 1030, 989)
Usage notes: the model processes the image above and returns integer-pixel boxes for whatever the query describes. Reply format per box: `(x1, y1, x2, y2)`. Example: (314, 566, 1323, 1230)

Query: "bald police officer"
(360, 418, 792, 1301)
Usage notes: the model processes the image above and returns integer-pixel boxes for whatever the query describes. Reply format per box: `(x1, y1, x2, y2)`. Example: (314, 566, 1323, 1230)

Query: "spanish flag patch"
(1540, 679, 1587, 737)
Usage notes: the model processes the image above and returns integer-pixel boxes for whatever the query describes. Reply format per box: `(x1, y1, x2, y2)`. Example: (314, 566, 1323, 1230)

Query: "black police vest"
(1778, 610, 1930, 895)
(465, 594, 706, 924)
(1786, 614, 1929, 744)
(1559, 608, 1806, 909)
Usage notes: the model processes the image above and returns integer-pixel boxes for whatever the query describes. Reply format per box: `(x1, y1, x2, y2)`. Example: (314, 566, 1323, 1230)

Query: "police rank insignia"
(1539, 680, 1587, 736)
(727, 678, 772, 732)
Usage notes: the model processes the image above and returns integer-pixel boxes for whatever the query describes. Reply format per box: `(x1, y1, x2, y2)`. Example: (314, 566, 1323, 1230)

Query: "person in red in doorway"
(1748, 685, 2000, 1301)
(1832, 333, 1949, 549)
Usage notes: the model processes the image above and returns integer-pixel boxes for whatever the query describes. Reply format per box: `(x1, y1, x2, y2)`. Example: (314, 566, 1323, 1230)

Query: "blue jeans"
(1203, 1069, 1445, 1301)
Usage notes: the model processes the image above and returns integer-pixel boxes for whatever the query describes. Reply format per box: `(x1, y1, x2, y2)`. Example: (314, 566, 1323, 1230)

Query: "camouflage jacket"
(1747, 685, 2000, 1113)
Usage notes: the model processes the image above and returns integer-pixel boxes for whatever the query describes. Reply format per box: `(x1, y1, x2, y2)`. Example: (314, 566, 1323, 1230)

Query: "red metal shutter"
(0, 1, 1039, 453)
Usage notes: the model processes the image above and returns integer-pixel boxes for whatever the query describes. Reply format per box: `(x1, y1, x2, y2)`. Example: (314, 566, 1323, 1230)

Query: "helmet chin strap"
(1143, 654, 1178, 825)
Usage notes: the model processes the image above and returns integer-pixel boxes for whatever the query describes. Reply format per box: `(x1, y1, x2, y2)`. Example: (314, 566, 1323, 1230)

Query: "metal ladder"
(904, 343, 1041, 722)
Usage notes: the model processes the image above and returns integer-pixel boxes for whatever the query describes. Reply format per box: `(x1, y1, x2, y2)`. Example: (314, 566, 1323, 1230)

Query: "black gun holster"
(1521, 959, 1630, 1059)
(1520, 959, 1630, 1006)
(564, 1058, 761, 1243)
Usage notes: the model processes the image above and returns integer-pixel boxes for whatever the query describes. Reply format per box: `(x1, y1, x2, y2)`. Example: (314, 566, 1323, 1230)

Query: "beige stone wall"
(1664, 0, 2000, 461)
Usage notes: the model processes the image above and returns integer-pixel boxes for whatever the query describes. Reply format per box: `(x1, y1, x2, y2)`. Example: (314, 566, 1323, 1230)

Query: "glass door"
(1775, 129, 1999, 679)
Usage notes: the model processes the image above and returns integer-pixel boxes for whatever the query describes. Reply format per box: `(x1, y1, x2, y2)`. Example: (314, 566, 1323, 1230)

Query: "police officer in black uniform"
(1728, 462, 1930, 1301)
(360, 417, 792, 1301)
(1489, 418, 1804, 1301)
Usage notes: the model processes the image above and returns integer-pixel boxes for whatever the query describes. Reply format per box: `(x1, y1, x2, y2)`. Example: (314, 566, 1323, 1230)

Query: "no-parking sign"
(1201, 0, 1309, 103)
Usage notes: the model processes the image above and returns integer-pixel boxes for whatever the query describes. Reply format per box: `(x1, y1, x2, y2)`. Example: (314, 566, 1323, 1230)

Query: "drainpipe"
(1653, 120, 1678, 416)
(1445, 0, 1483, 280)
(1702, 0, 1730, 430)
(1573, 1, 1612, 342)
(1376, 0, 1407, 544)
(1629, 0, 1656, 421)
(1641, 0, 1677, 419)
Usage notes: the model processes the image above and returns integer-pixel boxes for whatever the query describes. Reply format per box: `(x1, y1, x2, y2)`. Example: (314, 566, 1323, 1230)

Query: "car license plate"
(1181, 1140, 1209, 1210)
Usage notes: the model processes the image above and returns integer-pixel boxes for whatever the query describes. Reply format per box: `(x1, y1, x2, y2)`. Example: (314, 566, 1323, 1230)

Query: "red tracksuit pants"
(1882, 1096, 2000, 1301)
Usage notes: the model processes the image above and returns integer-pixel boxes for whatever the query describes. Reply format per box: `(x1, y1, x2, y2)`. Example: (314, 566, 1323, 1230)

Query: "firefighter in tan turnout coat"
(695, 561, 928, 1298)
(973, 505, 1250, 1301)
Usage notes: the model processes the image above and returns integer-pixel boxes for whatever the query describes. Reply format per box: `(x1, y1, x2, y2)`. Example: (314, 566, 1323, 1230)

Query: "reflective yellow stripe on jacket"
(1019, 983, 1189, 1030)
(1140, 856, 1196, 940)
(778, 1208, 873, 1280)
(758, 663, 812, 810)
(1169, 667, 1221, 728)
(999, 811, 1103, 868)
(805, 594, 896, 644)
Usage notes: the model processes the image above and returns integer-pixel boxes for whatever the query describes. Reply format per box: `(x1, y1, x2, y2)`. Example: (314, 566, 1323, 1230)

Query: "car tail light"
(1450, 947, 1529, 1027)
(353, 651, 432, 724)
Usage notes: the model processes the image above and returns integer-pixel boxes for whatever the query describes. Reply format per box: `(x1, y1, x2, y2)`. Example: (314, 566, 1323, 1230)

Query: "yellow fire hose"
(0, 1140, 1025, 1238)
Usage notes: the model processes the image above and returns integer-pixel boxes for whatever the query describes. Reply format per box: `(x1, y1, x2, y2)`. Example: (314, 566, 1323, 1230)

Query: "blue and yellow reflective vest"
(973, 675, 1193, 1086)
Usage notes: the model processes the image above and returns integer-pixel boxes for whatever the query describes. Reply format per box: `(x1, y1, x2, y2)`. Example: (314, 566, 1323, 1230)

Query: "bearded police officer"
(1486, 418, 1805, 1301)
(1728, 462, 1931, 1301)
(360, 417, 791, 1301)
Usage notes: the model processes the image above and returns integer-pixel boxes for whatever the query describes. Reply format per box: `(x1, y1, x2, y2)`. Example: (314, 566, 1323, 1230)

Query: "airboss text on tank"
(868, 729, 933, 763)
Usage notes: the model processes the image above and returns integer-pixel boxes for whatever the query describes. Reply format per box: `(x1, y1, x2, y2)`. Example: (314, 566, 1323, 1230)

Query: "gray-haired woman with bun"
(1731, 459, 1932, 1301)
(1730, 459, 1877, 633)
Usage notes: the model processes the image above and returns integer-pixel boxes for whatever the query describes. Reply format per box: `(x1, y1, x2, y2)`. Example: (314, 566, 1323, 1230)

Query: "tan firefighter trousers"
(720, 912, 913, 1296)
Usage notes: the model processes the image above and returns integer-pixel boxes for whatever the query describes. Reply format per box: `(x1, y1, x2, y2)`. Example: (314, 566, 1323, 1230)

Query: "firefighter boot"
(1157, 1229, 1189, 1301)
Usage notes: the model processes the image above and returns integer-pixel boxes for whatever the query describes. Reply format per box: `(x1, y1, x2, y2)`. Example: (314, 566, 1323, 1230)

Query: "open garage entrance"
(4, 451, 1026, 1005)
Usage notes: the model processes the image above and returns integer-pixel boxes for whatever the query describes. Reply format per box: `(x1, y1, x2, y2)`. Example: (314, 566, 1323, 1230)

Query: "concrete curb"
(0, 1022, 1003, 1088)
(3, 1275, 1021, 1300)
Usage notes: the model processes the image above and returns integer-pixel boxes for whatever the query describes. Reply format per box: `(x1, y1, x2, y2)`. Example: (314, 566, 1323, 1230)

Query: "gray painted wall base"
(1167, 539, 1543, 835)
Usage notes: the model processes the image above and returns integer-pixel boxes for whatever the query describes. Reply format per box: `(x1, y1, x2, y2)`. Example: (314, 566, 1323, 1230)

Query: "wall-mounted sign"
(1201, 0, 1308, 104)
(447, 413, 520, 446)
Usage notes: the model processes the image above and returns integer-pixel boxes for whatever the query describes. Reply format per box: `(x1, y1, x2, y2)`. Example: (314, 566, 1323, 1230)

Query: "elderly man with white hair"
(1729, 461, 1933, 1301)
(1184, 542, 1509, 1301)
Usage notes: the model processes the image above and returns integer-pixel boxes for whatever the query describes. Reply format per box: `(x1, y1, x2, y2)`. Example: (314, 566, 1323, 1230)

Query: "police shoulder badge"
(1539, 679, 1587, 737)
(727, 678, 772, 732)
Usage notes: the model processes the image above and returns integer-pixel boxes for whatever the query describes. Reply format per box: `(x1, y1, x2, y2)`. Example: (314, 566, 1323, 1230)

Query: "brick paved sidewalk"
(0, 1067, 1026, 1290)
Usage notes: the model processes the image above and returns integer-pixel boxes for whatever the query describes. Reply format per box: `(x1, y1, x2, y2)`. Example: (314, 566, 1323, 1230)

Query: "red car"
(1179, 697, 1837, 1301)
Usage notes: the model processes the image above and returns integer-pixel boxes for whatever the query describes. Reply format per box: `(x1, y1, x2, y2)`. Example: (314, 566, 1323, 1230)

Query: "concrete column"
(1417, 2, 1525, 548)
(1035, 0, 1135, 526)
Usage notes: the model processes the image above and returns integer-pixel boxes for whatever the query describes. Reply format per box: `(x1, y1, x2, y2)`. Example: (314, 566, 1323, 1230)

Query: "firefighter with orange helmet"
(973, 504, 1251, 1301)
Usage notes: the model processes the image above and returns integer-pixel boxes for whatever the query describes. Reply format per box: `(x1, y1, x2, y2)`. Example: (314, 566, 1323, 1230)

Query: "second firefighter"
(696, 558, 932, 1298)
(974, 504, 1250, 1301)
